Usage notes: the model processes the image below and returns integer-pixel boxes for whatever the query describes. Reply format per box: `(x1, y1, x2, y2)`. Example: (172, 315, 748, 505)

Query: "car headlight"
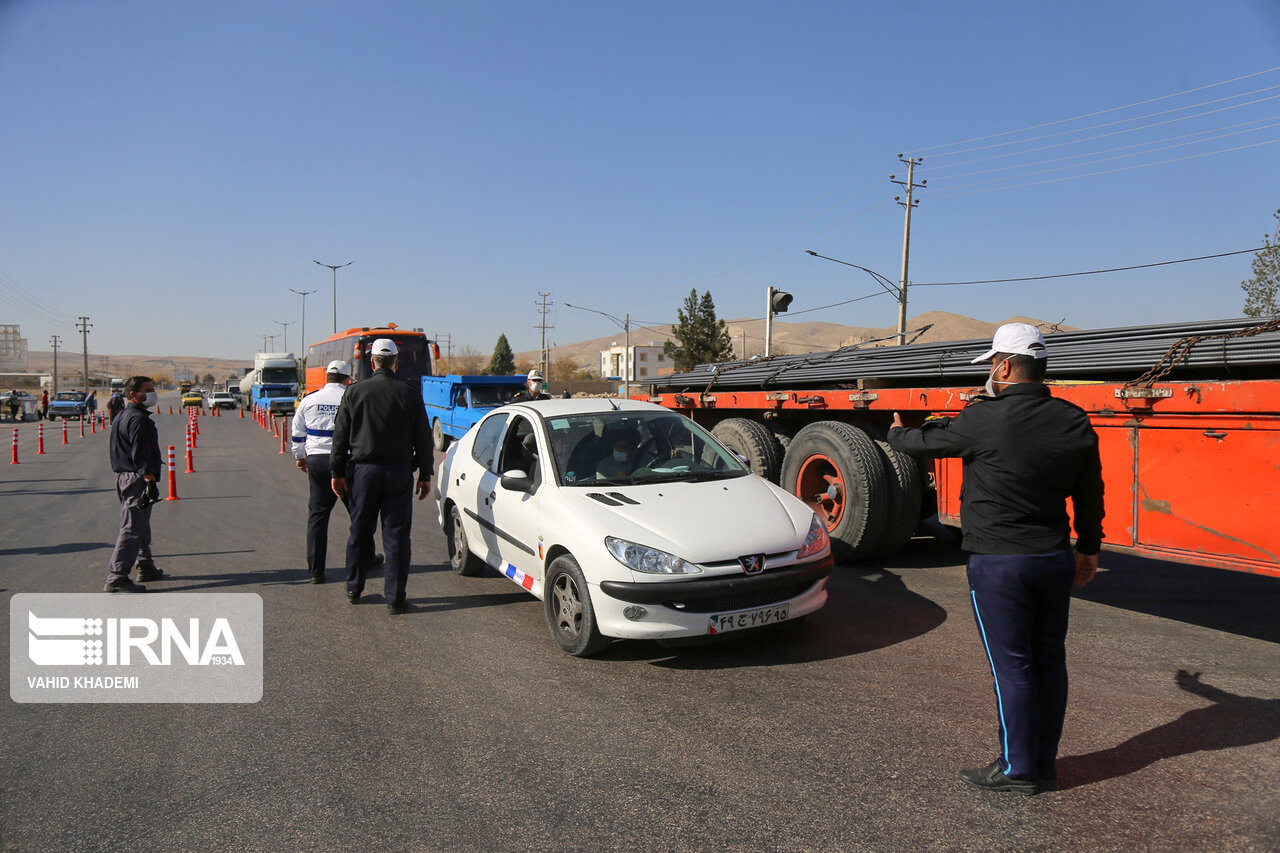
(795, 513, 830, 560)
(605, 537, 701, 575)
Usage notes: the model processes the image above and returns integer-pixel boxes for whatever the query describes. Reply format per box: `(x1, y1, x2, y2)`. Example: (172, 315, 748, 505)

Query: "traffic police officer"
(291, 360, 355, 584)
(888, 323, 1104, 794)
(105, 375, 165, 592)
(330, 339, 433, 614)
(511, 368, 550, 402)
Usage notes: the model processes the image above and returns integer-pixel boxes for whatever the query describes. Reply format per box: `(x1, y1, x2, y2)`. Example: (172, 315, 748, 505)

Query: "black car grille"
(662, 578, 818, 614)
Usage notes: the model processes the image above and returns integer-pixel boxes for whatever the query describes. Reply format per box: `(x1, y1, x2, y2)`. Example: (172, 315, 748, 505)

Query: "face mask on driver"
(984, 358, 1008, 397)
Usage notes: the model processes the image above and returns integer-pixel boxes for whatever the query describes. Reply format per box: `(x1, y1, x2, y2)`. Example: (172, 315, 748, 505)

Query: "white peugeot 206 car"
(435, 399, 832, 656)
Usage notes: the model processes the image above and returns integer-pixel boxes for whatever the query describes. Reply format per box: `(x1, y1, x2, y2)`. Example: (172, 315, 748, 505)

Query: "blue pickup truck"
(423, 374, 528, 451)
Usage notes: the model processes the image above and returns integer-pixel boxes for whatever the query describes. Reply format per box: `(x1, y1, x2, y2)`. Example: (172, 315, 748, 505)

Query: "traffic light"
(769, 288, 793, 314)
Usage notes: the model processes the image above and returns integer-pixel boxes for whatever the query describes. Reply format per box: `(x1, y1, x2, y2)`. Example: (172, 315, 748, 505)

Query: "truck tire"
(868, 431, 924, 557)
(432, 418, 450, 453)
(712, 418, 782, 482)
(780, 420, 887, 562)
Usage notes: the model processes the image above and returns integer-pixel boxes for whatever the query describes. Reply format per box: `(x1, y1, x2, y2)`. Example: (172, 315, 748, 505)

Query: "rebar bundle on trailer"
(650, 317, 1280, 391)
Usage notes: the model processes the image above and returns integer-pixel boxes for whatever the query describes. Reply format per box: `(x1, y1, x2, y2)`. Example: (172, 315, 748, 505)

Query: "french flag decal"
(504, 563, 535, 591)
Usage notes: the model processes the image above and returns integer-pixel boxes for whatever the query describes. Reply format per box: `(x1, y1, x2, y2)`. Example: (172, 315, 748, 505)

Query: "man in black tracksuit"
(330, 339, 433, 614)
(889, 323, 1104, 795)
(106, 375, 165, 592)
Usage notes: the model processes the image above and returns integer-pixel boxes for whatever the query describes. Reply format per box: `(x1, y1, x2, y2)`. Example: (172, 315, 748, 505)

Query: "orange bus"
(304, 324, 440, 393)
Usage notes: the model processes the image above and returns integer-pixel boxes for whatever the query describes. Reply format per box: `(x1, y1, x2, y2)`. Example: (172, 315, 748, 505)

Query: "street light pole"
(564, 303, 631, 391)
(290, 288, 317, 365)
(313, 260, 351, 334)
(274, 321, 294, 354)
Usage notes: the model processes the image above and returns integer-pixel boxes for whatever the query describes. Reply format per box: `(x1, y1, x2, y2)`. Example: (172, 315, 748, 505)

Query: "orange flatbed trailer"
(640, 377, 1280, 577)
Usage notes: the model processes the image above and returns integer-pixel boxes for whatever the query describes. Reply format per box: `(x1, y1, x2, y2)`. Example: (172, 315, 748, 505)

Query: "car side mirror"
(500, 470, 533, 493)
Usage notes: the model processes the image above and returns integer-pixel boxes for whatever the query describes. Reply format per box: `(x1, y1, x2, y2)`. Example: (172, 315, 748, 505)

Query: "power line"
(928, 137, 1280, 199)
(913, 247, 1265, 287)
(916, 66, 1280, 154)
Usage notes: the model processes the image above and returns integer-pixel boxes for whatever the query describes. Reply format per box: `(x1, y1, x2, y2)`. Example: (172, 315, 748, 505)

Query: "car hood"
(559, 475, 811, 564)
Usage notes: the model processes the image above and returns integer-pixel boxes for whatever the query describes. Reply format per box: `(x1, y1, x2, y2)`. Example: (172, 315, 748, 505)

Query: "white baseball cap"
(527, 369, 543, 381)
(971, 323, 1048, 363)
(371, 338, 398, 356)
(326, 360, 351, 376)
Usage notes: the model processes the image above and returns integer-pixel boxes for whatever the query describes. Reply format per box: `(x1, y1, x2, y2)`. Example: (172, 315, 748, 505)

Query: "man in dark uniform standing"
(330, 339, 433, 614)
(105, 375, 165, 592)
(889, 323, 1104, 795)
(510, 368, 550, 403)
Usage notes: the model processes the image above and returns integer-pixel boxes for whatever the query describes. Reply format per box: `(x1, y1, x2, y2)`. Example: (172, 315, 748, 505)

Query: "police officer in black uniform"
(510, 368, 550, 403)
(889, 323, 1104, 795)
(330, 339, 433, 614)
(105, 375, 165, 592)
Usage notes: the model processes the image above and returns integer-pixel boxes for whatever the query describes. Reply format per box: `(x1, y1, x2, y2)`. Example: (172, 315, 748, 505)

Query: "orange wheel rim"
(796, 453, 844, 529)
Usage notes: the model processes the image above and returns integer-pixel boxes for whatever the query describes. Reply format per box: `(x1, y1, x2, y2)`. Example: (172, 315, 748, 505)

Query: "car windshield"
(261, 388, 293, 398)
(55, 392, 81, 401)
(546, 410, 748, 486)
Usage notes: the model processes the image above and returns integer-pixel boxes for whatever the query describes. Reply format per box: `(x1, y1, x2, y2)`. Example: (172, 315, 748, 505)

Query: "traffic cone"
(165, 446, 179, 500)
(61, 420, 69, 445)
(239, 405, 244, 419)
(169, 405, 173, 414)
(185, 430, 195, 473)
(90, 415, 96, 434)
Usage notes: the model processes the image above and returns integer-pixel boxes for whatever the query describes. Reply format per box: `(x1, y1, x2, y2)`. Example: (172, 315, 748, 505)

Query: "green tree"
(485, 333, 516, 375)
(1242, 208, 1280, 318)
(664, 289, 734, 372)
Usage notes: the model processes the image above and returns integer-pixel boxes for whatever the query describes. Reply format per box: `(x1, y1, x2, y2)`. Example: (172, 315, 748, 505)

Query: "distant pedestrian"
(330, 339, 434, 614)
(510, 369, 550, 403)
(106, 391, 124, 423)
(87, 391, 98, 417)
(6, 389, 17, 422)
(291, 360, 382, 584)
(888, 323, 1104, 795)
(40, 390, 49, 419)
(105, 376, 166, 593)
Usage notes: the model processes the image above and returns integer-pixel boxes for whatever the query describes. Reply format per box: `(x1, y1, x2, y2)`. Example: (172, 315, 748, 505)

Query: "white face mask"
(613, 449, 629, 463)
(141, 391, 159, 409)
(984, 358, 1008, 397)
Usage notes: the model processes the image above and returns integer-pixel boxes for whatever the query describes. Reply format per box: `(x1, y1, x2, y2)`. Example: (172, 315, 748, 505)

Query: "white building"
(599, 342, 670, 382)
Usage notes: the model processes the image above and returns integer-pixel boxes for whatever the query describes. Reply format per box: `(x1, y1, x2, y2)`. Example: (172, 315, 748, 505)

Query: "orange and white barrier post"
(9, 428, 18, 465)
(61, 419, 69, 445)
(185, 427, 195, 474)
(37, 422, 45, 455)
(90, 414, 96, 434)
(79, 417, 85, 438)
(165, 445, 179, 500)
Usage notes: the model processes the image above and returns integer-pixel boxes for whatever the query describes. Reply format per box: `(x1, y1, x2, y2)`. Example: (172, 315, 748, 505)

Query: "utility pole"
(76, 316, 92, 390)
(534, 292, 554, 381)
(49, 335, 61, 393)
(891, 155, 926, 346)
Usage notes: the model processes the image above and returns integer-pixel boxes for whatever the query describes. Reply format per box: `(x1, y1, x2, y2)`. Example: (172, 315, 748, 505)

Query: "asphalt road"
(1, 393, 1278, 852)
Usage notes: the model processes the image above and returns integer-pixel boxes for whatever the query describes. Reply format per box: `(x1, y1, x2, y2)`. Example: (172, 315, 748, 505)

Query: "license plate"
(708, 603, 789, 635)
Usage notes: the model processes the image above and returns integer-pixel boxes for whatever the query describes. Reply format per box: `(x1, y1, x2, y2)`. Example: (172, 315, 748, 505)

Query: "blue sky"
(2, 0, 1278, 361)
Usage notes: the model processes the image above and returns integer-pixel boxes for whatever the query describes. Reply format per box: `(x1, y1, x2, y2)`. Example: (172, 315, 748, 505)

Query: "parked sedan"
(436, 399, 832, 656)
(46, 391, 88, 420)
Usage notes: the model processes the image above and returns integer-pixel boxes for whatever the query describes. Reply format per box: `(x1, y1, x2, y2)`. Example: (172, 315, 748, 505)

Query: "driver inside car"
(594, 427, 642, 479)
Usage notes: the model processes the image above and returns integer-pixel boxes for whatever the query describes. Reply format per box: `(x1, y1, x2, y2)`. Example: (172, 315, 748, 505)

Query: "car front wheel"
(446, 504, 485, 577)
(544, 555, 609, 657)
